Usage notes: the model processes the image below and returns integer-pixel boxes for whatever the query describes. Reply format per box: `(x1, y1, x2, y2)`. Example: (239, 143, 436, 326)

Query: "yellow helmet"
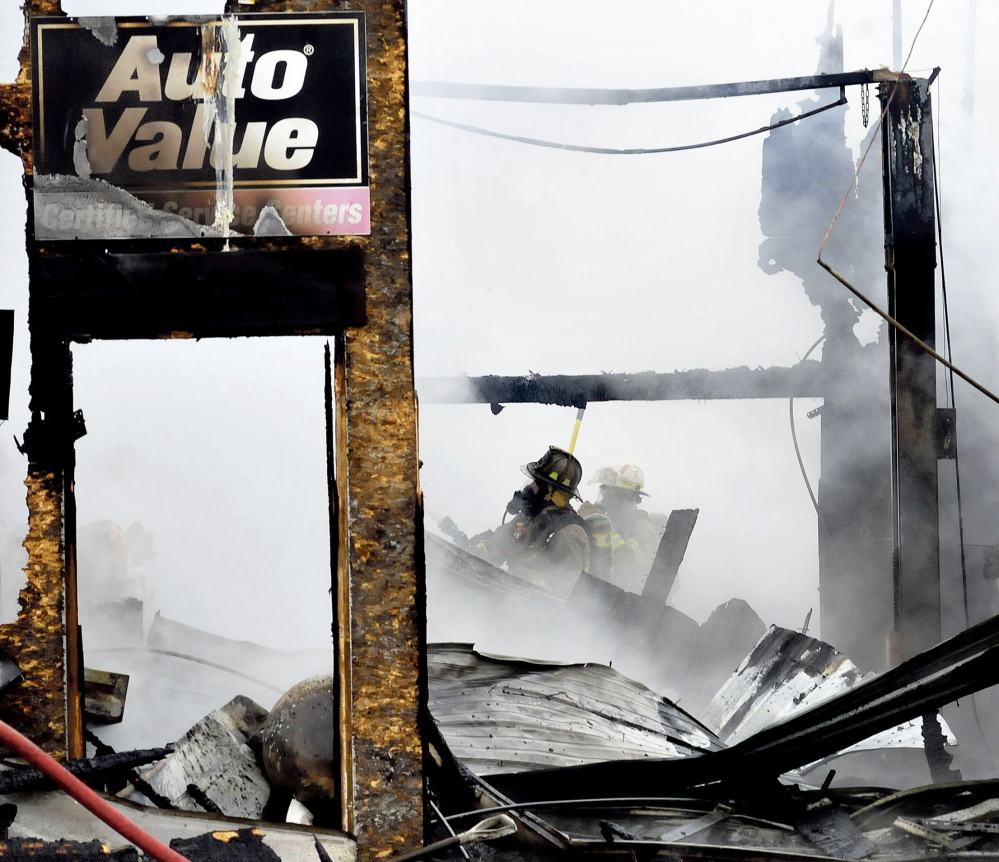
(588, 460, 650, 497)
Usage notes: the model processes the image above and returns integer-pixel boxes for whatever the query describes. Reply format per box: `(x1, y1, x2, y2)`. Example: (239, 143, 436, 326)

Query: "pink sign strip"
(246, 187, 371, 236)
(141, 186, 371, 237)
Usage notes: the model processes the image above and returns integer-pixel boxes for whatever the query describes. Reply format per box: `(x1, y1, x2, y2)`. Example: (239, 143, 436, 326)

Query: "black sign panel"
(32, 14, 368, 239)
(30, 246, 366, 340)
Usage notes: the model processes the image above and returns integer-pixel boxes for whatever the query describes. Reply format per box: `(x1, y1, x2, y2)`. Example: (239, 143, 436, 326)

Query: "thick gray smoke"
(0, 0, 997, 771)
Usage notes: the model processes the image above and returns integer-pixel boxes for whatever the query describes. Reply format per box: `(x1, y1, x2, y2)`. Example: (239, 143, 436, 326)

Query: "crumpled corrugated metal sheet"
(704, 626, 956, 753)
(704, 625, 867, 744)
(427, 643, 723, 775)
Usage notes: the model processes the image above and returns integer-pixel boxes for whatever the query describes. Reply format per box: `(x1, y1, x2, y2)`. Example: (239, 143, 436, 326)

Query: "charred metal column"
(881, 76, 940, 663)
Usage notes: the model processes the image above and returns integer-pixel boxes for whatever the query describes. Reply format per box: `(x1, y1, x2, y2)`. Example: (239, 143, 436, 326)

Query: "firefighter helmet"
(521, 446, 583, 499)
(588, 460, 650, 497)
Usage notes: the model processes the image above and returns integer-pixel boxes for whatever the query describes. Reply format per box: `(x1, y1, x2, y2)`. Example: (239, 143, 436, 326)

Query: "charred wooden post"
(337, 11, 425, 849)
(175, 1, 420, 853)
(232, 0, 425, 851)
(0, 0, 79, 760)
(881, 76, 941, 663)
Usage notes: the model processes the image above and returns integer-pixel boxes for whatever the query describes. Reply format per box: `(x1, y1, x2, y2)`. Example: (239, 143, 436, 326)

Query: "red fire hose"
(0, 717, 191, 862)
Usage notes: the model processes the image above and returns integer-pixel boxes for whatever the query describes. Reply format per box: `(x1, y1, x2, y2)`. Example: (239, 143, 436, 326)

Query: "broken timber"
(412, 69, 895, 105)
(418, 362, 824, 407)
(642, 508, 698, 602)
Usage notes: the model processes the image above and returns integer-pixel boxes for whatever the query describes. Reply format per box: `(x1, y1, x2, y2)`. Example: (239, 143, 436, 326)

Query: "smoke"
(71, 338, 335, 652)
(0, 0, 997, 762)
(413, 0, 999, 716)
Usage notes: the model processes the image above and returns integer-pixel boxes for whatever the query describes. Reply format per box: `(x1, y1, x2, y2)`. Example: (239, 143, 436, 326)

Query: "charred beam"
(413, 70, 892, 105)
(417, 363, 824, 407)
(882, 77, 940, 663)
(0, 747, 170, 794)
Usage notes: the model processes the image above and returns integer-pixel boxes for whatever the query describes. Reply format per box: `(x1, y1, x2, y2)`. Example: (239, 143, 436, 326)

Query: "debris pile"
(0, 675, 345, 858)
(424, 618, 999, 862)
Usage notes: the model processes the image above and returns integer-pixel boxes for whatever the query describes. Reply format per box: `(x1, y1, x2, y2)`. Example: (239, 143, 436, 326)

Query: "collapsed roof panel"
(427, 644, 723, 775)
(704, 626, 867, 745)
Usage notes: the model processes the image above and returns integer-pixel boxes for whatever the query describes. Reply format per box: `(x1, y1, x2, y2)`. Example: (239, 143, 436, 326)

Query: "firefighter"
(580, 461, 659, 592)
(475, 446, 590, 598)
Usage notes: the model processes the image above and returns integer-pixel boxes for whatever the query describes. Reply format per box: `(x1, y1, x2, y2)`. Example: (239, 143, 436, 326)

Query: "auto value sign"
(31, 13, 368, 241)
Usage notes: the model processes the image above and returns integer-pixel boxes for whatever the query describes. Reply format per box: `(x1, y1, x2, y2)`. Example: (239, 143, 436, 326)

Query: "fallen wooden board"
(642, 508, 699, 602)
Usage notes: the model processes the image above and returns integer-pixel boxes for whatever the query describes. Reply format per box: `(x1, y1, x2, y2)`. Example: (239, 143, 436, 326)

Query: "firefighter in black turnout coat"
(475, 446, 591, 597)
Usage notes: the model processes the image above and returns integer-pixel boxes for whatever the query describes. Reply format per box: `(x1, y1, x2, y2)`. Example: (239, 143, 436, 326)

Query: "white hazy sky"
(0, 1, 997, 660)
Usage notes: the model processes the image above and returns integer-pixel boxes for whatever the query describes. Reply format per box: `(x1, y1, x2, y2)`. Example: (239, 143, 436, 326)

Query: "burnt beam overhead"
(413, 69, 895, 105)
(418, 362, 824, 408)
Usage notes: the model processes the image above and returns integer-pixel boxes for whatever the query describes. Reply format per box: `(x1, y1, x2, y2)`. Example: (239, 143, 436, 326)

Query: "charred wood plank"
(0, 839, 137, 862)
(29, 245, 366, 341)
(0, 748, 170, 794)
(412, 70, 887, 105)
(643, 509, 699, 603)
(0, 310, 11, 421)
(418, 363, 824, 407)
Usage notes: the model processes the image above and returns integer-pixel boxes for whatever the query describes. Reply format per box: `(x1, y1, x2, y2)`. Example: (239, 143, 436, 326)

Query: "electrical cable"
(901, 0, 939, 75)
(413, 92, 846, 155)
(928, 77, 970, 631)
(789, 336, 825, 514)
(428, 796, 471, 862)
(927, 73, 996, 773)
(88, 647, 285, 693)
(386, 814, 516, 862)
(0, 716, 192, 862)
(817, 207, 999, 408)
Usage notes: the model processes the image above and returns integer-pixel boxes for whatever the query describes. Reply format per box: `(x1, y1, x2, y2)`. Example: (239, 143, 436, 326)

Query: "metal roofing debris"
(427, 644, 723, 775)
(701, 625, 955, 766)
(425, 633, 999, 861)
(705, 625, 867, 744)
(481, 611, 999, 805)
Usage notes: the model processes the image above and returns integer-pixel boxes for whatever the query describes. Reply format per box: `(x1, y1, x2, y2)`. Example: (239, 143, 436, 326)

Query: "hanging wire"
(901, 0, 939, 73)
(927, 70, 996, 773)
(412, 92, 847, 155)
(428, 797, 471, 862)
(928, 75, 970, 630)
